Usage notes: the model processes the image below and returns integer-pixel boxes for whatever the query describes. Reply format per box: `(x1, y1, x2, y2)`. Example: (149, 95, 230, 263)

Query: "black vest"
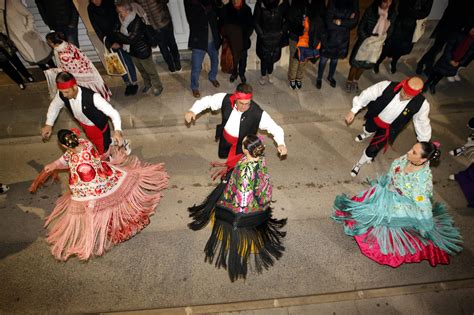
(216, 94, 264, 159)
(59, 87, 109, 130)
(365, 82, 425, 136)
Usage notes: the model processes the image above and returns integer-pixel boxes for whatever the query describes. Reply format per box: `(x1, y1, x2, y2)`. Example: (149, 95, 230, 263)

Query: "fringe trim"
(204, 207, 287, 282)
(44, 161, 168, 261)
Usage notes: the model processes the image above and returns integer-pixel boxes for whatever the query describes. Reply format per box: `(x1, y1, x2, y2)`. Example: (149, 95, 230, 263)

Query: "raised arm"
(185, 93, 227, 124)
(345, 81, 390, 125)
(258, 111, 286, 155)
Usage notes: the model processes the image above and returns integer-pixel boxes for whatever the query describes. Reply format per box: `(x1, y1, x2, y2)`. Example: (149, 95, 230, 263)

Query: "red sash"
(79, 123, 109, 155)
(223, 129, 242, 170)
(371, 116, 391, 153)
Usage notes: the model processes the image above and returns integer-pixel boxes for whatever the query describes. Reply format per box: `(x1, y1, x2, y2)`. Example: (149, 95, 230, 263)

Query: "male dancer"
(345, 76, 431, 176)
(184, 82, 287, 171)
(41, 71, 123, 155)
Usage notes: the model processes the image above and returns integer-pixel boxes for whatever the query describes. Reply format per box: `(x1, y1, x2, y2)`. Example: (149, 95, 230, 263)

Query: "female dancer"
(332, 141, 462, 267)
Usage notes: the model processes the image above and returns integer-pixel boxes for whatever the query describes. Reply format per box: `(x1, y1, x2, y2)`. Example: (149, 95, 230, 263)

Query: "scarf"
(372, 6, 390, 36)
(453, 33, 474, 62)
(119, 10, 136, 53)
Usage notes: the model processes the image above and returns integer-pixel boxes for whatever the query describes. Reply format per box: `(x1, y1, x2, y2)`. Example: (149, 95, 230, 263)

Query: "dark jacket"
(431, 0, 472, 41)
(184, 0, 221, 51)
(219, 2, 254, 51)
(321, 0, 359, 59)
(134, 0, 172, 30)
(349, 1, 397, 68)
(383, 0, 433, 57)
(87, 0, 120, 48)
(35, 0, 79, 30)
(254, 0, 289, 62)
(288, 0, 326, 41)
(114, 15, 152, 59)
(0, 33, 17, 62)
(434, 30, 474, 76)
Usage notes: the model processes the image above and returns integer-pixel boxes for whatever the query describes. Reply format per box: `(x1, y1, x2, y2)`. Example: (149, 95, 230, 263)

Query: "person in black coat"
(88, 0, 138, 96)
(35, 0, 80, 47)
(219, 0, 253, 83)
(184, 0, 222, 98)
(424, 26, 474, 94)
(254, 0, 289, 85)
(316, 0, 358, 89)
(287, 0, 324, 89)
(416, 0, 472, 75)
(375, 0, 433, 74)
(114, 1, 164, 96)
(0, 34, 34, 90)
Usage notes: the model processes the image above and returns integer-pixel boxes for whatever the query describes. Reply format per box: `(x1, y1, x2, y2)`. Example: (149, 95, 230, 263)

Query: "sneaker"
(27, 76, 35, 82)
(355, 133, 371, 142)
(447, 76, 456, 82)
(0, 183, 9, 194)
(239, 74, 247, 83)
(153, 87, 163, 96)
(295, 80, 302, 89)
(316, 79, 322, 89)
(327, 77, 336, 88)
(373, 64, 380, 74)
(267, 74, 274, 84)
(448, 174, 455, 181)
(260, 76, 267, 85)
(289, 80, 296, 90)
(350, 163, 362, 177)
(449, 146, 465, 156)
(142, 85, 152, 93)
(454, 74, 461, 81)
(18, 83, 26, 90)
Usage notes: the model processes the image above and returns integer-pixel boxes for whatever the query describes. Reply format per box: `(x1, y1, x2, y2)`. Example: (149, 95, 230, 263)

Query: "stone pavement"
(1, 24, 474, 314)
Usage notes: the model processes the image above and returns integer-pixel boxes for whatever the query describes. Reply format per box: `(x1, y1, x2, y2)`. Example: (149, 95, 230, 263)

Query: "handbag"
(354, 33, 387, 64)
(220, 37, 234, 74)
(103, 39, 127, 76)
(412, 18, 427, 43)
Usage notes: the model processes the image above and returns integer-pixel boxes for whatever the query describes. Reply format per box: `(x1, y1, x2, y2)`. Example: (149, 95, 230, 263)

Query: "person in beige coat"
(1, 0, 54, 70)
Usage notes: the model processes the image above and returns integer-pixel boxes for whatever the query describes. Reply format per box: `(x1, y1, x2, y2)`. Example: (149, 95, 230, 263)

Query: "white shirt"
(189, 93, 285, 146)
(46, 87, 122, 131)
(351, 80, 431, 142)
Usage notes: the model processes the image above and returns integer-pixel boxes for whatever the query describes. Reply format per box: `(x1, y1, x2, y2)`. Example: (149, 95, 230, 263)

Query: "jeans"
(191, 41, 219, 90)
(317, 56, 338, 80)
(115, 48, 137, 85)
(157, 23, 181, 71)
(0, 53, 32, 84)
(132, 56, 163, 90)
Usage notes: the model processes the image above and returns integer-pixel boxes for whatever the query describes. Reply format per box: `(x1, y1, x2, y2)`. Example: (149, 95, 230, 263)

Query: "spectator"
(0, 33, 34, 89)
(375, 0, 433, 74)
(114, 1, 164, 97)
(184, 0, 221, 98)
(88, 0, 139, 96)
(424, 26, 474, 94)
(1, 0, 55, 70)
(416, 0, 472, 75)
(346, 0, 395, 93)
(316, 0, 358, 89)
(219, 0, 253, 83)
(35, 0, 80, 47)
(287, 0, 324, 89)
(134, 0, 181, 73)
(254, 0, 289, 86)
(46, 31, 112, 100)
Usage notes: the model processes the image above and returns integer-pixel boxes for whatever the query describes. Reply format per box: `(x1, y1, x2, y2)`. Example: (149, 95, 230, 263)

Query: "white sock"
(357, 152, 373, 165)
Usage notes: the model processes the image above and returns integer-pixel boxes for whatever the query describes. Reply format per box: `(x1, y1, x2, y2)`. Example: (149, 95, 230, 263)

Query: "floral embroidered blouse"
(58, 139, 125, 201)
(218, 156, 272, 214)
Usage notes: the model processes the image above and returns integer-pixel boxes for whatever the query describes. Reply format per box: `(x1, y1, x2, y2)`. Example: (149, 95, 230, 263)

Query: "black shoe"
(416, 63, 423, 75)
(429, 85, 436, 95)
(124, 85, 132, 96)
(295, 80, 302, 89)
(327, 77, 336, 88)
(239, 74, 246, 83)
(316, 79, 322, 89)
(389, 62, 397, 74)
(289, 80, 297, 90)
(130, 84, 138, 95)
(230, 73, 238, 82)
(168, 65, 176, 72)
(373, 63, 380, 74)
(175, 61, 182, 72)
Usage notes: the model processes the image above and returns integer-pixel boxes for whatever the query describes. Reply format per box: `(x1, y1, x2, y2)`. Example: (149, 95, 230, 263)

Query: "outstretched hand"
(277, 145, 287, 158)
(345, 111, 355, 125)
(184, 111, 196, 124)
(41, 125, 52, 141)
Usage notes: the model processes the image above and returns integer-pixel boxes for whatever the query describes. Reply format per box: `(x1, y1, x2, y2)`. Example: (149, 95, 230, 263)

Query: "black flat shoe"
(239, 74, 246, 83)
(316, 79, 322, 89)
(327, 77, 336, 88)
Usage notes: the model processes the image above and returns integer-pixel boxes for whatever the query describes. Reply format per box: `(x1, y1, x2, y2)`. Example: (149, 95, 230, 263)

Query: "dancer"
(188, 135, 287, 281)
(41, 71, 124, 155)
(184, 83, 287, 171)
(345, 76, 431, 177)
(332, 141, 462, 267)
(46, 31, 112, 101)
(41, 129, 168, 261)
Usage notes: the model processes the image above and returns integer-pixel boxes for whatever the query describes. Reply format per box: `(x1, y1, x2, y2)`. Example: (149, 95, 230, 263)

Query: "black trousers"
(260, 56, 274, 76)
(157, 23, 181, 71)
(232, 49, 248, 76)
(0, 53, 31, 84)
(364, 118, 397, 158)
(417, 36, 447, 72)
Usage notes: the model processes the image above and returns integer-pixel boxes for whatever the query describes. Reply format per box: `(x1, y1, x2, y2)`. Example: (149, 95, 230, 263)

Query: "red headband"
(56, 78, 77, 90)
(232, 91, 253, 100)
(394, 78, 423, 97)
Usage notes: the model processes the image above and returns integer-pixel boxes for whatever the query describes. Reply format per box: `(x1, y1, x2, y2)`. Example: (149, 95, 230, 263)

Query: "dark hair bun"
(243, 134, 265, 158)
(58, 129, 79, 148)
(420, 141, 441, 162)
